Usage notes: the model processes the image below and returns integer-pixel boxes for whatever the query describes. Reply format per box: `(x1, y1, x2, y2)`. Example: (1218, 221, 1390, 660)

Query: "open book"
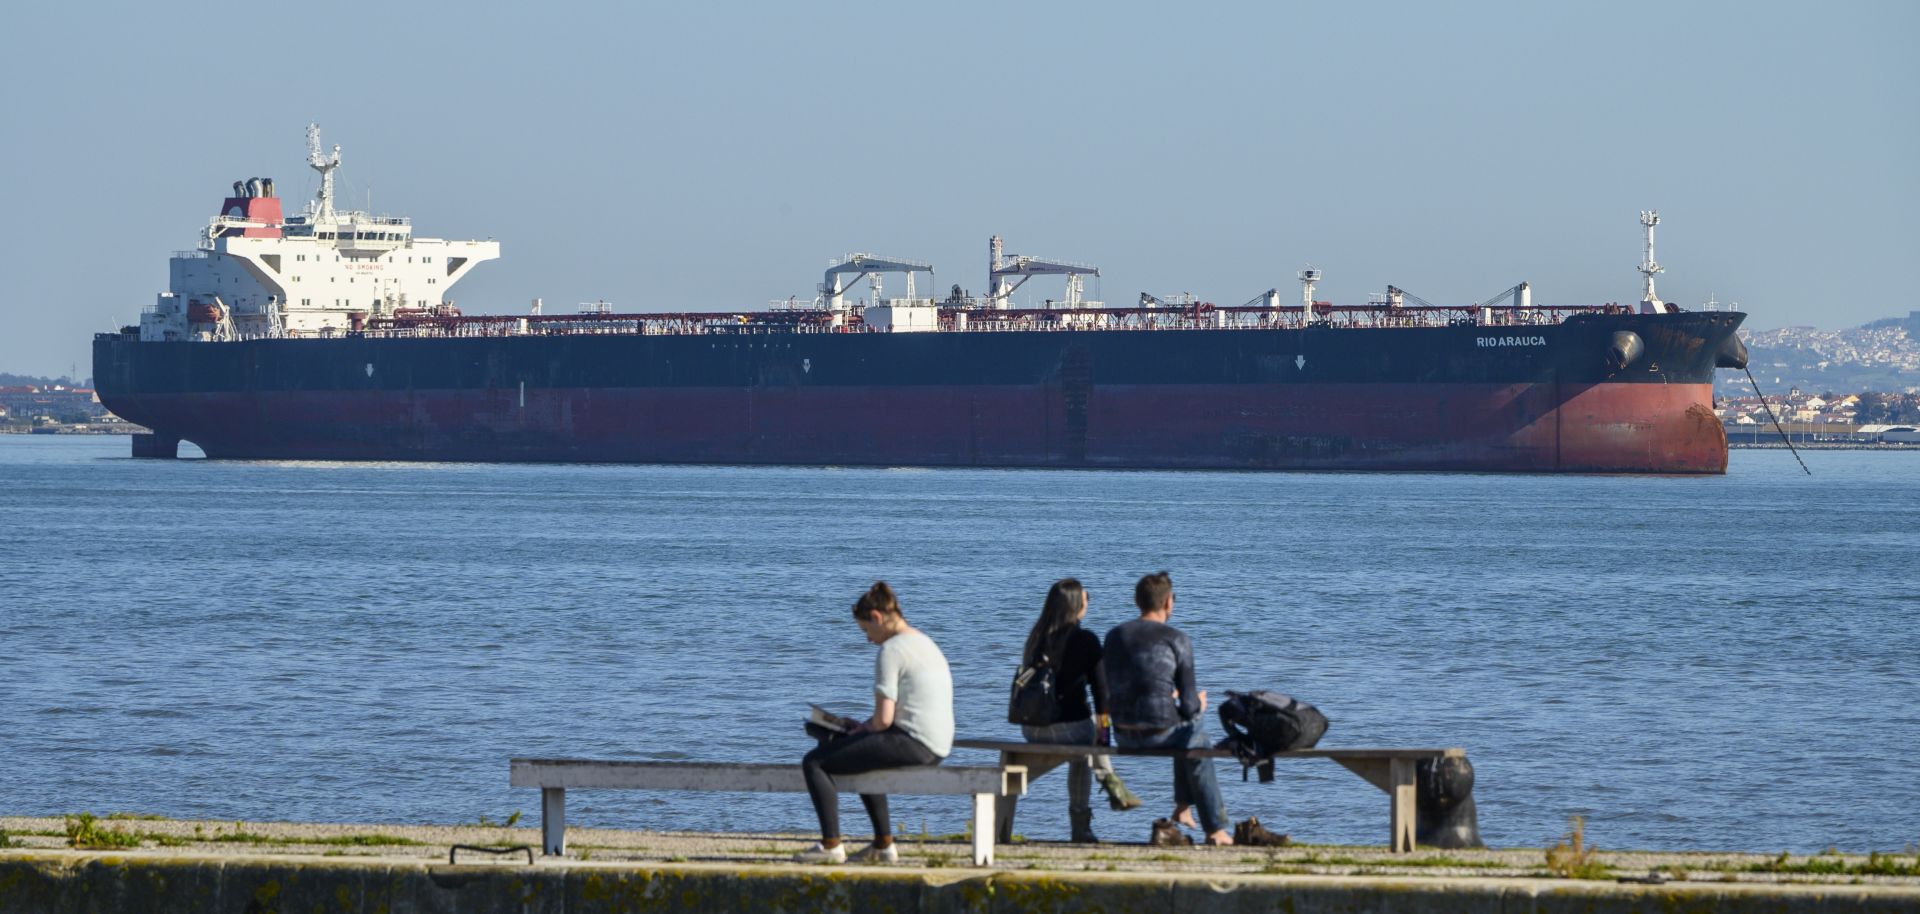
(807, 703, 860, 735)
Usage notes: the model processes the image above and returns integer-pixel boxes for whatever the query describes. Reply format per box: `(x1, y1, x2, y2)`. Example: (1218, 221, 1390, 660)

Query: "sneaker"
(1234, 816, 1291, 848)
(792, 842, 847, 864)
(1149, 817, 1194, 847)
(848, 843, 898, 865)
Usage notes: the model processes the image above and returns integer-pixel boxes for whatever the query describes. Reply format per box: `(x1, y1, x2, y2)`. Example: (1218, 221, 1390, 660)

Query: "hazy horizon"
(2, 1, 1914, 377)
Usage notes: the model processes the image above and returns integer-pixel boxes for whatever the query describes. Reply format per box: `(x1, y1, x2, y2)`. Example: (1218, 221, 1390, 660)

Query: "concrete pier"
(2, 849, 1914, 914)
(1, 817, 1915, 913)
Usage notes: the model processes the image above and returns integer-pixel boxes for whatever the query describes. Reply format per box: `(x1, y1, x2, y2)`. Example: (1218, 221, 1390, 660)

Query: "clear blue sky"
(3, 1, 1915, 378)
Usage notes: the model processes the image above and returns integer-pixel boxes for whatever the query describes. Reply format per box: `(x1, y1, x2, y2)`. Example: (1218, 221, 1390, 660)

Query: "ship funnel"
(233, 180, 246, 198)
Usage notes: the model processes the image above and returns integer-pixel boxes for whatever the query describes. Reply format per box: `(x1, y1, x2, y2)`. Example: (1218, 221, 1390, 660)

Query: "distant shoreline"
(0, 425, 147, 436)
(1728, 441, 1918, 450)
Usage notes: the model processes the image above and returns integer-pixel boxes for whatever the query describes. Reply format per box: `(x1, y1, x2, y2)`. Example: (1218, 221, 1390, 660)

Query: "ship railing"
(343, 302, 1638, 339)
(172, 249, 212, 259)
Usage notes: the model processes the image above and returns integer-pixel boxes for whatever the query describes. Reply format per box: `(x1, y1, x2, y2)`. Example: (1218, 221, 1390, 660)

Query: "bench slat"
(952, 739, 1462, 760)
(510, 759, 1022, 796)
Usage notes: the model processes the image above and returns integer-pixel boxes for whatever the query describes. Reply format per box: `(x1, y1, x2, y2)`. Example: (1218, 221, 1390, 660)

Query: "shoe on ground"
(847, 843, 898, 864)
(792, 842, 847, 864)
(1234, 816, 1291, 847)
(1149, 817, 1194, 847)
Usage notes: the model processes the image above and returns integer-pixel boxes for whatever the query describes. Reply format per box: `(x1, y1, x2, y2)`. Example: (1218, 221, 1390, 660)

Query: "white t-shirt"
(873, 630, 954, 757)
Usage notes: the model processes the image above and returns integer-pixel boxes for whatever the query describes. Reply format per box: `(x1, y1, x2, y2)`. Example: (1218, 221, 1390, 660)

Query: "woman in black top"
(998, 578, 1139, 844)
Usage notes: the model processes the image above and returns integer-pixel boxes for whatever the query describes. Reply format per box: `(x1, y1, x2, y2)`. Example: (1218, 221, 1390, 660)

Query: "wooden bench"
(953, 738, 1466, 852)
(509, 758, 1029, 865)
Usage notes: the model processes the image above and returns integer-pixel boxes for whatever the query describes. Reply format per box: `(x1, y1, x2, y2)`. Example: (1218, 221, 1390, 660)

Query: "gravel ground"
(5, 816, 1917, 888)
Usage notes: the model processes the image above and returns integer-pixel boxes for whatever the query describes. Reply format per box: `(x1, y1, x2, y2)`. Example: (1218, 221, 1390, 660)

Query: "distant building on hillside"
(0, 385, 108, 423)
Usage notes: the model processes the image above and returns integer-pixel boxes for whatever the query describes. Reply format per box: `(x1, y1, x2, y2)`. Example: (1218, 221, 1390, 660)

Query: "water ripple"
(0, 437, 1915, 852)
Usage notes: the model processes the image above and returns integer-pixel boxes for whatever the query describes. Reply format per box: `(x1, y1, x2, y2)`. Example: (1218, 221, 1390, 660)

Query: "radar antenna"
(307, 122, 342, 221)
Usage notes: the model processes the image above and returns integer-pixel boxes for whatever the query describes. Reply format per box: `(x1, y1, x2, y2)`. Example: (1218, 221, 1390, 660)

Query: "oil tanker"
(95, 126, 1750, 472)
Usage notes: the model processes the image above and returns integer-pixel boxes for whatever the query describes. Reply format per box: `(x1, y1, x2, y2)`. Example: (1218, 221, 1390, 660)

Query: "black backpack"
(1217, 690, 1328, 766)
(1006, 652, 1061, 726)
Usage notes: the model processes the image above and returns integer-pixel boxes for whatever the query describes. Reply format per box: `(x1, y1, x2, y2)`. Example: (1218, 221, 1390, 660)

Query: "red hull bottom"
(119, 382, 1728, 473)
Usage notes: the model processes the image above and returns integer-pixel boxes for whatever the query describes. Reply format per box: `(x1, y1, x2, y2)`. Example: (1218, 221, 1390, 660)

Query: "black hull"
(95, 311, 1746, 473)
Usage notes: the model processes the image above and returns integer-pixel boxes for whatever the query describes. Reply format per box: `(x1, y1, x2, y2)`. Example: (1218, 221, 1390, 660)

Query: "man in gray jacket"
(1103, 571, 1232, 845)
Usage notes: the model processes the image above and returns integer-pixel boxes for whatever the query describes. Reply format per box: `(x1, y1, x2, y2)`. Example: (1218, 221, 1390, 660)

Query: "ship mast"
(1298, 266, 1321, 327)
(1638, 210, 1663, 309)
(307, 122, 342, 222)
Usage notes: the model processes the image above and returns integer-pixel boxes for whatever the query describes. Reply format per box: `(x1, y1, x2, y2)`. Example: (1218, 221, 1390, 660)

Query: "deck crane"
(985, 235, 1100, 310)
(1141, 292, 1203, 309)
(1381, 285, 1444, 309)
(821, 253, 935, 326)
(1472, 281, 1533, 310)
(1239, 289, 1284, 310)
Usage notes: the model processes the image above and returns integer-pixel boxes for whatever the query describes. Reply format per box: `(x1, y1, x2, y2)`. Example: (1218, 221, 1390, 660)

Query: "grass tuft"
(1544, 816, 1609, 880)
(1745, 850, 1920, 877)
(65, 813, 142, 850)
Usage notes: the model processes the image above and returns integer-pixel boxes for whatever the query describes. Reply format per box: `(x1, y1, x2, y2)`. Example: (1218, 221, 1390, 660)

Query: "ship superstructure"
(141, 124, 498, 343)
(97, 128, 1751, 473)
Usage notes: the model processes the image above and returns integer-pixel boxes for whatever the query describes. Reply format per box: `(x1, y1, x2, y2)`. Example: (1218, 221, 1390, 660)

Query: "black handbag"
(1006, 652, 1062, 726)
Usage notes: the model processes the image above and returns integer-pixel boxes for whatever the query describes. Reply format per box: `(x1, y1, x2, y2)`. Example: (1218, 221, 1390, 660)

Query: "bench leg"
(541, 787, 566, 857)
(1388, 758, 1415, 853)
(993, 750, 1018, 844)
(971, 792, 995, 866)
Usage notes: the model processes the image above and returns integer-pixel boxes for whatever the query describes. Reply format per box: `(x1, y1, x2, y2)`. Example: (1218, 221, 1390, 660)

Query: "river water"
(1, 435, 1913, 852)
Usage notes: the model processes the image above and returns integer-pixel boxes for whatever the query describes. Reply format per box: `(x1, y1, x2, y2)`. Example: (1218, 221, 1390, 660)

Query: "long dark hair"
(1021, 578, 1086, 667)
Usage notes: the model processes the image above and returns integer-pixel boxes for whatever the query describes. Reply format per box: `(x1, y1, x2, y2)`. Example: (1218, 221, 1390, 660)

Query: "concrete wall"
(2, 851, 1915, 914)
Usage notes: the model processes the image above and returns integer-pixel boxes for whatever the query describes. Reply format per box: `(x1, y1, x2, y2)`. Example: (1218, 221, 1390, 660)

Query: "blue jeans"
(1019, 718, 1116, 815)
(1114, 718, 1227, 835)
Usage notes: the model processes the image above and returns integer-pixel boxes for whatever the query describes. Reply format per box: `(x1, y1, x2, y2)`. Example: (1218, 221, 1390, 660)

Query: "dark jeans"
(801, 729, 940, 840)
(1114, 718, 1228, 835)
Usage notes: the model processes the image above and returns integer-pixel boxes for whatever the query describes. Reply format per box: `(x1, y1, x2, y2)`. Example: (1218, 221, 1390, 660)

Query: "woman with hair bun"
(794, 581, 953, 865)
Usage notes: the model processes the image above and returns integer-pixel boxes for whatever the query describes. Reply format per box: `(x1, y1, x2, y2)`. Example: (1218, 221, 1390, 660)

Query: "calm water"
(1, 435, 1914, 852)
